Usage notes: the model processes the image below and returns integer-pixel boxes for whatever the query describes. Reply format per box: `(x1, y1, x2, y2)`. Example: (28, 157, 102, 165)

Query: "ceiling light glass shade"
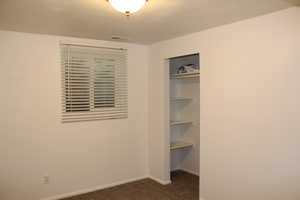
(109, 0, 146, 15)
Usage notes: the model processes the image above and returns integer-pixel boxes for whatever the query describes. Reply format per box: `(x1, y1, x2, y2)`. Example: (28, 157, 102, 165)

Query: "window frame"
(61, 43, 128, 122)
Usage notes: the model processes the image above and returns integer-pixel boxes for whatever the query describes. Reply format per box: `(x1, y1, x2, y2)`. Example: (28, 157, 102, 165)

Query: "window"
(61, 44, 127, 122)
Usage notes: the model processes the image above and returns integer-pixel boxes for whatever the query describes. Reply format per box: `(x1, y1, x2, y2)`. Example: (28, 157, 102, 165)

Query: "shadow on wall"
(284, 0, 300, 6)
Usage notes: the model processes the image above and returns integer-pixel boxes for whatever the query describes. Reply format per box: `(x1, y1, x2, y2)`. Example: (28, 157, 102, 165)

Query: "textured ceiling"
(0, 0, 299, 44)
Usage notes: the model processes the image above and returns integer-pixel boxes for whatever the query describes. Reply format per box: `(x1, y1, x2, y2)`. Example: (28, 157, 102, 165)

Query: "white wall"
(0, 31, 149, 200)
(149, 7, 300, 200)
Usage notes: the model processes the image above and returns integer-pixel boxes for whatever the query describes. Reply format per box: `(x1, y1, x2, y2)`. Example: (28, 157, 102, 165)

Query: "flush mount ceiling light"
(107, 0, 148, 16)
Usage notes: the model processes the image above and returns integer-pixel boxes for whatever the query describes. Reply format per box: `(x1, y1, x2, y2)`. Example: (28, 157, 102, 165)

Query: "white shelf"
(170, 97, 192, 102)
(170, 72, 200, 79)
(170, 141, 193, 150)
(170, 120, 193, 126)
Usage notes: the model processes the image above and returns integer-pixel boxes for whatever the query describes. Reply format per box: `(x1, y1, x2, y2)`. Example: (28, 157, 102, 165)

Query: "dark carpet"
(60, 170, 199, 200)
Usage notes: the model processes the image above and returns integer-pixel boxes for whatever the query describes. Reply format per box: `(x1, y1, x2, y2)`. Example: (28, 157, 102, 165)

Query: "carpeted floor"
(60, 170, 199, 200)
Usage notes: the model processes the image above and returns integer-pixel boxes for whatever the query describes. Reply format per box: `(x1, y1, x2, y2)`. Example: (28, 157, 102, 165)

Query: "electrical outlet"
(43, 175, 50, 184)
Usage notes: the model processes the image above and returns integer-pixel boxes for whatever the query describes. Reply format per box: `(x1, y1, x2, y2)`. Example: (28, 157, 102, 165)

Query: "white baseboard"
(40, 175, 148, 200)
(180, 168, 199, 176)
(41, 173, 195, 200)
(148, 176, 171, 185)
(171, 168, 199, 176)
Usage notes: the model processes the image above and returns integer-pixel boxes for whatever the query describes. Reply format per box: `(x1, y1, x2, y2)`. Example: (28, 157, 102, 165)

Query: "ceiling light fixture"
(107, 0, 148, 16)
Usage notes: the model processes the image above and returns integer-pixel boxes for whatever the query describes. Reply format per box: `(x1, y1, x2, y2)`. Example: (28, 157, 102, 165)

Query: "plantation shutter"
(61, 44, 127, 122)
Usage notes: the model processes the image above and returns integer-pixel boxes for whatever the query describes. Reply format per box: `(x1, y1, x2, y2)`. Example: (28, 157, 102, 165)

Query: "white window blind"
(61, 44, 127, 122)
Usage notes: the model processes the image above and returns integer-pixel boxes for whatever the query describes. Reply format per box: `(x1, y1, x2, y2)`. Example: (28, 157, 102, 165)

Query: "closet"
(169, 54, 200, 176)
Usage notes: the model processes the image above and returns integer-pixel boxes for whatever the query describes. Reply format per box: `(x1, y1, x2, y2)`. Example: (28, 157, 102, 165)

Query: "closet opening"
(167, 53, 200, 199)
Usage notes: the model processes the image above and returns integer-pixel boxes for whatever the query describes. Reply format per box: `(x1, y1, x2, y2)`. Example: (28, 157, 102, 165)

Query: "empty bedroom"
(0, 0, 300, 200)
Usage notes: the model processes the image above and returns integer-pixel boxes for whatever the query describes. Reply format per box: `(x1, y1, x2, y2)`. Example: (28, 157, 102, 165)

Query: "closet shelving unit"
(169, 73, 196, 151)
(170, 71, 200, 79)
(170, 97, 193, 102)
(170, 141, 194, 150)
(169, 53, 200, 176)
(170, 120, 193, 126)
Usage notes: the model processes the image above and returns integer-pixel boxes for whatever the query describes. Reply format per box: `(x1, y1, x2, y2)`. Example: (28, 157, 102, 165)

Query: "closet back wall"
(0, 31, 149, 200)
